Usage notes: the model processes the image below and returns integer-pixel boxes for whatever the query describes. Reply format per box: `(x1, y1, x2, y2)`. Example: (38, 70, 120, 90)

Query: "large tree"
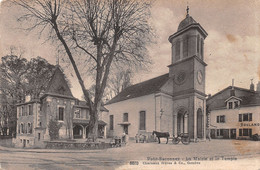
(14, 0, 153, 140)
(0, 54, 55, 136)
(25, 56, 56, 99)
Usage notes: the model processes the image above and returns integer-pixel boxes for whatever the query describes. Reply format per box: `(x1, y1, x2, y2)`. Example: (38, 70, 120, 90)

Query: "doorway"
(197, 108, 203, 138)
(176, 108, 188, 135)
(123, 125, 128, 135)
(23, 139, 26, 148)
(73, 125, 83, 139)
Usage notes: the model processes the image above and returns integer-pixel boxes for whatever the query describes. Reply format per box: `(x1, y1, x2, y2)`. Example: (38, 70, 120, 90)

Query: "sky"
(0, 0, 260, 99)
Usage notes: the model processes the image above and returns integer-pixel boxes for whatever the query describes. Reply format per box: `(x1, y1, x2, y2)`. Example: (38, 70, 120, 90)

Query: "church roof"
(207, 86, 260, 110)
(106, 73, 170, 105)
(178, 14, 197, 31)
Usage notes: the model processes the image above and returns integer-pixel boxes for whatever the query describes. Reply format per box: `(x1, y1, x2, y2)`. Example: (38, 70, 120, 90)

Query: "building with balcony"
(14, 66, 108, 148)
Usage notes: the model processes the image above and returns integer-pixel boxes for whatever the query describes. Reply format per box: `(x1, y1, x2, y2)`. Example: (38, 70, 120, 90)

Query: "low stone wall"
(45, 141, 113, 150)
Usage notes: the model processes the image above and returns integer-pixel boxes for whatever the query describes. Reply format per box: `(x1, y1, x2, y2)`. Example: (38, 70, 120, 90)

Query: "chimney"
(25, 95, 31, 102)
(230, 79, 235, 96)
(257, 81, 260, 92)
(250, 79, 255, 91)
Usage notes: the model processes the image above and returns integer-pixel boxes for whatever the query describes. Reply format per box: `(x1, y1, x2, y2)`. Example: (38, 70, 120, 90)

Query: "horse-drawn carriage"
(152, 131, 190, 145)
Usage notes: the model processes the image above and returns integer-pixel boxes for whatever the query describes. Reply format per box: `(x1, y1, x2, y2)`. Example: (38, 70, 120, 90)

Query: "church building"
(105, 8, 208, 141)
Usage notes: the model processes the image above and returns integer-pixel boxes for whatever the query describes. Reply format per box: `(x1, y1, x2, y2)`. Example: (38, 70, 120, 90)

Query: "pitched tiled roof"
(45, 66, 73, 97)
(207, 86, 260, 110)
(106, 73, 170, 105)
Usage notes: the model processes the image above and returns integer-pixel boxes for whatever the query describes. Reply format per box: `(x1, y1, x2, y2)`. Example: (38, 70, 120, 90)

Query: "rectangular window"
(243, 129, 248, 136)
(220, 129, 223, 136)
(22, 106, 25, 116)
(19, 107, 22, 116)
(109, 115, 114, 130)
(58, 107, 64, 121)
(123, 113, 128, 122)
(243, 114, 248, 121)
(139, 111, 146, 130)
(38, 133, 41, 141)
(217, 129, 224, 136)
(29, 105, 33, 115)
(26, 105, 28, 116)
(234, 101, 239, 108)
(74, 109, 81, 118)
(239, 128, 252, 137)
(228, 102, 233, 109)
(239, 129, 242, 136)
(239, 113, 253, 122)
(217, 115, 225, 123)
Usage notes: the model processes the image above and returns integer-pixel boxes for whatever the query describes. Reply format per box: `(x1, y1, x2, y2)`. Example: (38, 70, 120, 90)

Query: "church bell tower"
(168, 7, 208, 141)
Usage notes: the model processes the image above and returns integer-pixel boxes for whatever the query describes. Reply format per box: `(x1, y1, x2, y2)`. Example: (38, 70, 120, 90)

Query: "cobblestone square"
(0, 139, 259, 170)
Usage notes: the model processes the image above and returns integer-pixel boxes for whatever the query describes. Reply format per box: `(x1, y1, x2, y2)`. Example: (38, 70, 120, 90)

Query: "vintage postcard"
(0, 0, 259, 169)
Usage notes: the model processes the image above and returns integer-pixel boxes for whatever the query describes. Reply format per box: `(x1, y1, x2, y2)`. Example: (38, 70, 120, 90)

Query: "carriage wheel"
(172, 137, 180, 144)
(181, 136, 190, 145)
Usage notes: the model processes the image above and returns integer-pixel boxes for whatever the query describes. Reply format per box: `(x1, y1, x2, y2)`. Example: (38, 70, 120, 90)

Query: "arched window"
(18, 124, 20, 134)
(197, 35, 200, 54)
(175, 41, 180, 60)
(183, 36, 189, 58)
(58, 107, 64, 121)
(123, 113, 128, 122)
(201, 38, 204, 60)
(28, 123, 33, 134)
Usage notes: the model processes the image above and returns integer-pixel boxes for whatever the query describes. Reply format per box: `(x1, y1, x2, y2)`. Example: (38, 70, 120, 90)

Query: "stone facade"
(14, 67, 108, 148)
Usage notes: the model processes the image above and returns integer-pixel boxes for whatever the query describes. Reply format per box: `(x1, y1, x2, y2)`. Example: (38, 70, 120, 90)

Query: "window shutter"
(249, 113, 252, 121)
(239, 114, 242, 122)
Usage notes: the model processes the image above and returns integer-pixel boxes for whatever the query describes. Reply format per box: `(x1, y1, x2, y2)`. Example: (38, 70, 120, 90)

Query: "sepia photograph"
(0, 0, 259, 169)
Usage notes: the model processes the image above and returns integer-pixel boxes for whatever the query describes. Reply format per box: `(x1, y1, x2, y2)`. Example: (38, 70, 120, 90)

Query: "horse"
(152, 131, 170, 144)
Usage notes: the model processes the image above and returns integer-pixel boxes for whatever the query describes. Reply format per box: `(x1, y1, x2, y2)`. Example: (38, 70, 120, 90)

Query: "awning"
(118, 122, 131, 126)
(73, 119, 107, 126)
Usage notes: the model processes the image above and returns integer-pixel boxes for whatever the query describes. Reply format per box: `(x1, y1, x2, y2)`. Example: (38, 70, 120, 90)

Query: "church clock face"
(175, 70, 186, 85)
(197, 70, 203, 84)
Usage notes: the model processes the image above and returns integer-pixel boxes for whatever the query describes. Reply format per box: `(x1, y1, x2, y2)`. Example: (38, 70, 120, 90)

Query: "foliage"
(48, 119, 62, 140)
(14, 0, 154, 140)
(1, 55, 28, 102)
(0, 54, 55, 136)
(25, 56, 56, 99)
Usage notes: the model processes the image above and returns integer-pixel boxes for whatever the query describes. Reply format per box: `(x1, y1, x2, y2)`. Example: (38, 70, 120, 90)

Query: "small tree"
(48, 119, 62, 140)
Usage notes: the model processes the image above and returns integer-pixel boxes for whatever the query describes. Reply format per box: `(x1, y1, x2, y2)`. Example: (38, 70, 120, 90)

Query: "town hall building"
(105, 8, 208, 142)
(14, 67, 108, 148)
